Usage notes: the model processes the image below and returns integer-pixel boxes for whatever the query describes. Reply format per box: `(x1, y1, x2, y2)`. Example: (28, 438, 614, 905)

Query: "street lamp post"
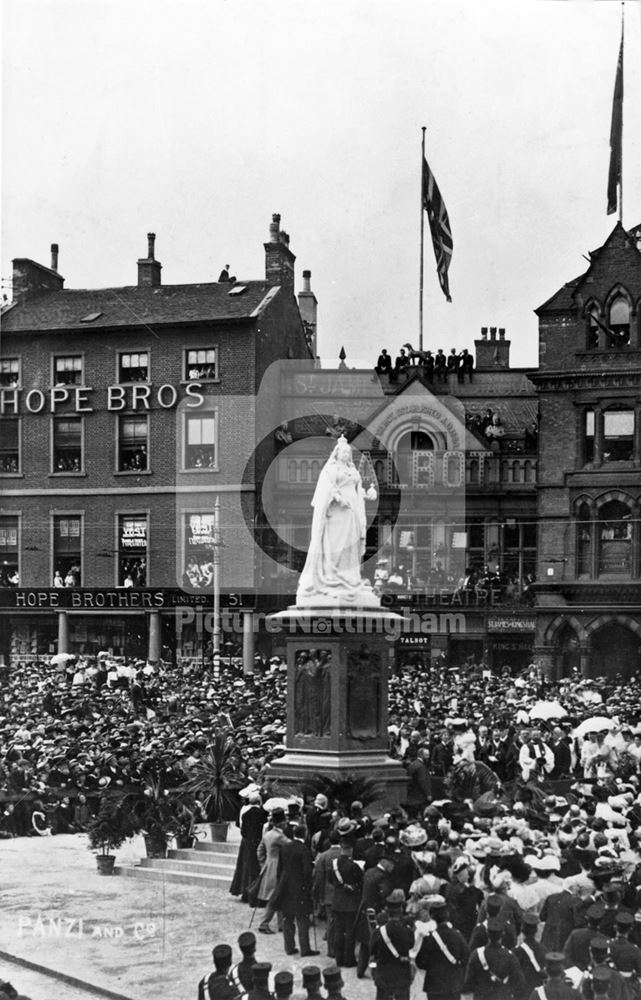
(212, 497, 221, 680)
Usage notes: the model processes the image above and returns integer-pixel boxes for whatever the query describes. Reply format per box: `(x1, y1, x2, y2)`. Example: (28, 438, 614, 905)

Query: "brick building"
(0, 216, 314, 663)
(264, 328, 538, 673)
(531, 222, 641, 680)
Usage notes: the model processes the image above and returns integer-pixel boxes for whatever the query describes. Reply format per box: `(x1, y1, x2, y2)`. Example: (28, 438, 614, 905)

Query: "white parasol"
(50, 652, 75, 666)
(573, 716, 616, 738)
(529, 701, 567, 721)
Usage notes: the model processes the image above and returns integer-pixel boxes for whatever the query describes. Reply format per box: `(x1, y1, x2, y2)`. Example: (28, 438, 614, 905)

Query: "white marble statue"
(296, 435, 379, 608)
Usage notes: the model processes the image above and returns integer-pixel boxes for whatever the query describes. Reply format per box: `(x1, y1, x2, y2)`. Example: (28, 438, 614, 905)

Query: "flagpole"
(419, 127, 426, 352)
(619, 2, 624, 225)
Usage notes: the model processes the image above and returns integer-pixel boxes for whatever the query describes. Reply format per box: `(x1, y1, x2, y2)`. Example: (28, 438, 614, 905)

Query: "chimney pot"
(147, 233, 156, 260)
(498, 327, 505, 340)
(481, 326, 488, 339)
(302, 270, 311, 292)
(269, 214, 281, 242)
(490, 326, 497, 340)
(50, 244, 59, 272)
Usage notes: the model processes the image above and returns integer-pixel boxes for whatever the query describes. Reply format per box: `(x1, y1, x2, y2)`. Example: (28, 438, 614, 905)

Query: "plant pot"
(144, 834, 168, 859)
(96, 854, 116, 876)
(176, 833, 195, 849)
(209, 822, 229, 843)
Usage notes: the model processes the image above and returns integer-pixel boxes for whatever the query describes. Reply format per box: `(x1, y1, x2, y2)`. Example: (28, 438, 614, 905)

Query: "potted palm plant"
(181, 730, 245, 842)
(87, 795, 135, 875)
(129, 775, 181, 858)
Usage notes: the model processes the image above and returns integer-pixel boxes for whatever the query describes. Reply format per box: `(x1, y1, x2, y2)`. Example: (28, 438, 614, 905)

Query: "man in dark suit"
(415, 897, 469, 1000)
(550, 726, 572, 779)
(355, 857, 394, 976)
(272, 824, 319, 957)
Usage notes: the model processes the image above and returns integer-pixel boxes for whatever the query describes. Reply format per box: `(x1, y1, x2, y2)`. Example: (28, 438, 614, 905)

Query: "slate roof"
(1, 280, 279, 333)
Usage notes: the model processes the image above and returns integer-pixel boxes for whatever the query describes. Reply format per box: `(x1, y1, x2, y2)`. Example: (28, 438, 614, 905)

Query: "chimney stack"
(297, 269, 318, 356)
(12, 248, 64, 304)
(474, 324, 511, 370)
(137, 232, 162, 287)
(264, 213, 296, 291)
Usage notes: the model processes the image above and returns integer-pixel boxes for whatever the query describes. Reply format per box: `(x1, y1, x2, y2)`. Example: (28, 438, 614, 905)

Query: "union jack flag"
(422, 157, 453, 301)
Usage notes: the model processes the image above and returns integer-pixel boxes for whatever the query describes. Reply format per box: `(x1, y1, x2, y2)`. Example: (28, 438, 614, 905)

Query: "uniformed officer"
(369, 889, 415, 1000)
(198, 944, 243, 1000)
(515, 913, 547, 1000)
(414, 896, 469, 1000)
(300, 966, 323, 1000)
(323, 966, 348, 1000)
(527, 953, 581, 1000)
(230, 932, 258, 994)
(609, 911, 641, 993)
(273, 971, 294, 1000)
(247, 963, 273, 1000)
(463, 917, 525, 1000)
(564, 905, 605, 972)
(582, 937, 626, 1000)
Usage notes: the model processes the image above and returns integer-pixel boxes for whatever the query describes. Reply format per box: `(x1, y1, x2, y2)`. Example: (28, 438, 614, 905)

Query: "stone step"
(116, 864, 233, 888)
(192, 839, 239, 855)
(169, 846, 238, 862)
(140, 857, 235, 876)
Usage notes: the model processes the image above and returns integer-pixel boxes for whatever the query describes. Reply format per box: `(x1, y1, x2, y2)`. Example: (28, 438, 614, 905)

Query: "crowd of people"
(212, 663, 641, 999)
(3, 647, 641, 997)
(374, 347, 475, 385)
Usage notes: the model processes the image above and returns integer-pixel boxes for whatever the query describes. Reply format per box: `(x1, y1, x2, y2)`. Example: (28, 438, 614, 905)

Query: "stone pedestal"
(266, 607, 407, 809)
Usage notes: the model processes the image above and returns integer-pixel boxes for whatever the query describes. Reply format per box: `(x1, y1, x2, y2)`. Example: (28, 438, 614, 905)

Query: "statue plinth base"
(266, 606, 407, 810)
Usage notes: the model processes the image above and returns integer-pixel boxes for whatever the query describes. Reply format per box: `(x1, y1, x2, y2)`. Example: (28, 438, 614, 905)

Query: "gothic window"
(576, 502, 592, 577)
(608, 296, 631, 345)
(598, 499, 632, 576)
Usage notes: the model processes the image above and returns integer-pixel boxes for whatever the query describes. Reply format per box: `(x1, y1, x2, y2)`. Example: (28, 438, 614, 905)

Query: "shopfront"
(487, 614, 535, 673)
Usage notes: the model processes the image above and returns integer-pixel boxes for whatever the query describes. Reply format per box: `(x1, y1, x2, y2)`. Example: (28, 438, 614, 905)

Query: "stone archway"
(588, 620, 641, 680)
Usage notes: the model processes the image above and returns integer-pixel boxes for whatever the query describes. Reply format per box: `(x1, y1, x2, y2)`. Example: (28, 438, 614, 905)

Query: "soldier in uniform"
(564, 905, 605, 972)
(529, 952, 581, 1000)
(369, 889, 415, 1000)
(581, 937, 626, 1000)
(328, 819, 363, 967)
(299, 966, 323, 1000)
(609, 912, 641, 996)
(247, 964, 273, 1000)
(323, 966, 348, 1000)
(198, 944, 243, 1000)
(414, 896, 469, 1000)
(230, 933, 259, 995)
(463, 917, 525, 1000)
(273, 972, 294, 1000)
(355, 856, 394, 977)
(515, 913, 547, 999)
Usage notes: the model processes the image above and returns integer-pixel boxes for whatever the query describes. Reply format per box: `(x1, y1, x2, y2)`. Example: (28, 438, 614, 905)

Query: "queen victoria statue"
(296, 435, 380, 608)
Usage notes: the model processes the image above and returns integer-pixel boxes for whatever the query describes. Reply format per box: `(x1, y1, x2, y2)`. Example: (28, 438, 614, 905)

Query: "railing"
(280, 452, 537, 488)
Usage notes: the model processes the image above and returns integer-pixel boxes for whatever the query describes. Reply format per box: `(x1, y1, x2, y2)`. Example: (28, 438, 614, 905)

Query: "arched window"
(608, 296, 631, 345)
(598, 499, 632, 575)
(395, 430, 434, 486)
(576, 502, 592, 576)
(587, 307, 600, 349)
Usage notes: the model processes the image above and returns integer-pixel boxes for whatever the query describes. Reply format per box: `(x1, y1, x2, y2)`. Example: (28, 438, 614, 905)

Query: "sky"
(2, 0, 641, 370)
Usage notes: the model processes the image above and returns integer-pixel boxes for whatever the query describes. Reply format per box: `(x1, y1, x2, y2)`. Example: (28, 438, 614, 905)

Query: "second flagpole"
(419, 127, 426, 353)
